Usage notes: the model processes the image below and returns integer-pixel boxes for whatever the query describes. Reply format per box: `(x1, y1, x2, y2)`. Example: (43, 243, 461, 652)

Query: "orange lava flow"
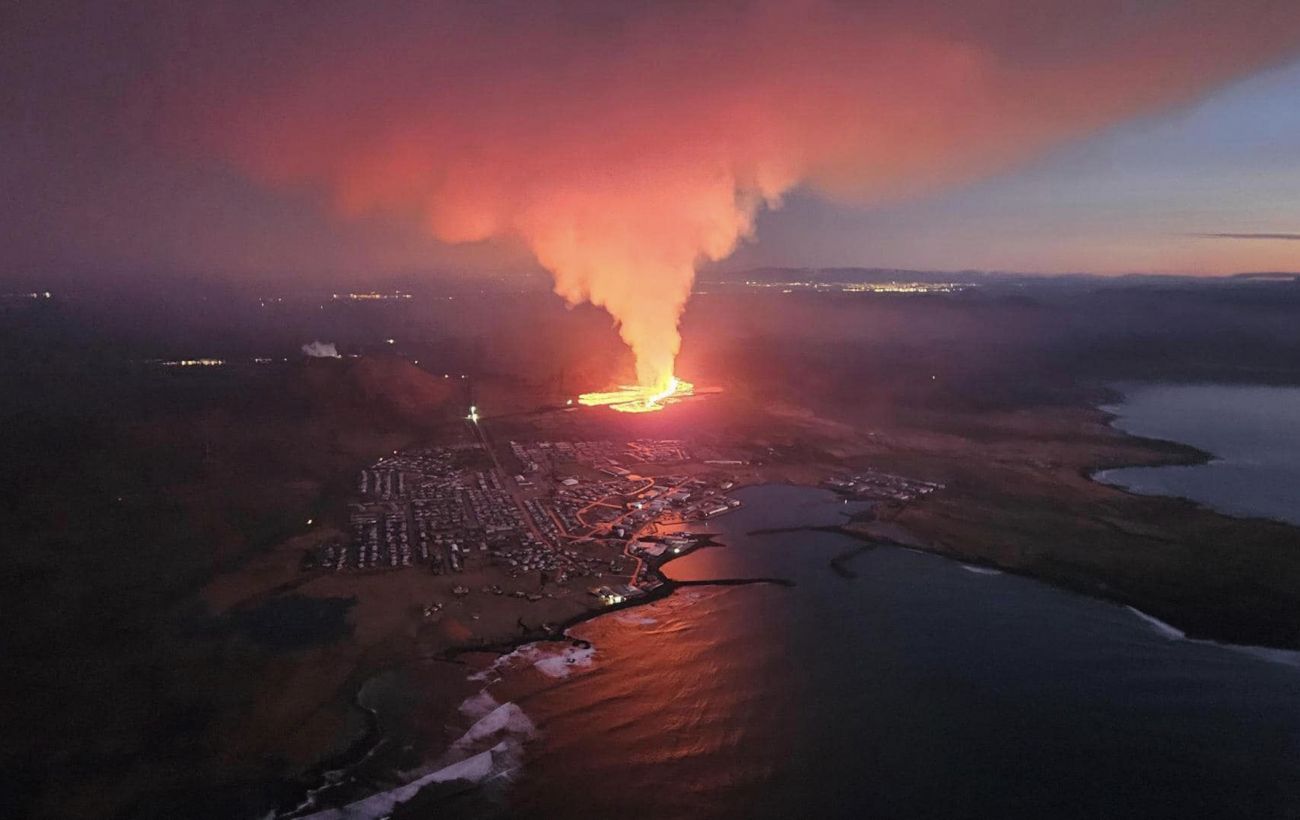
(579, 377, 695, 413)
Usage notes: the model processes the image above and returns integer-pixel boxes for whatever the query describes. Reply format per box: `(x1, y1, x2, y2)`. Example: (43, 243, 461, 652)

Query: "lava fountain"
(579, 376, 695, 414)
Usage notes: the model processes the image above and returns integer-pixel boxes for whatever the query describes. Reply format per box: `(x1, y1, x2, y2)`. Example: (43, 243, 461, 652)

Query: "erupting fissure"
(579, 376, 695, 414)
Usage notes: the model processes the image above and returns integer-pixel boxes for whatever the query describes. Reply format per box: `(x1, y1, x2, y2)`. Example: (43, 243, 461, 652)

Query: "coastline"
(838, 388, 1300, 650)
(276, 387, 1300, 817)
(403, 480, 1300, 820)
(822, 502, 1300, 649)
(281, 440, 1300, 817)
(821, 473, 1300, 652)
(745, 479, 1300, 669)
(438, 532, 793, 660)
(822, 516, 1300, 657)
(1123, 605, 1300, 668)
(1091, 384, 1300, 530)
(275, 527, 796, 818)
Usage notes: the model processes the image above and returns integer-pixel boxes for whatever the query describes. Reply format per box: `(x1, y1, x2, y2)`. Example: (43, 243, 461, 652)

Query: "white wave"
(301, 742, 510, 820)
(457, 690, 500, 720)
(1230, 645, 1300, 668)
(533, 645, 596, 678)
(1127, 606, 1300, 668)
(300, 703, 536, 820)
(471, 641, 597, 682)
(1126, 606, 1185, 639)
(960, 564, 1002, 576)
(469, 643, 539, 681)
(451, 702, 536, 750)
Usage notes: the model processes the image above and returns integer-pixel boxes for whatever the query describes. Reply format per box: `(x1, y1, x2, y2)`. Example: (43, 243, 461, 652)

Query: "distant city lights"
(1, 291, 53, 300)
(741, 280, 974, 294)
(331, 291, 413, 301)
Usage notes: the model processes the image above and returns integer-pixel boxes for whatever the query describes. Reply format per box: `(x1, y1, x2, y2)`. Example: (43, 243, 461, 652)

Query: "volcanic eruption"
(578, 376, 696, 414)
(164, 1, 1300, 411)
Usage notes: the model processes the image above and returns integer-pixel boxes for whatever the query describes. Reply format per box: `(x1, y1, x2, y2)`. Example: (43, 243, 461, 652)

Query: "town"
(822, 469, 944, 502)
(309, 436, 746, 606)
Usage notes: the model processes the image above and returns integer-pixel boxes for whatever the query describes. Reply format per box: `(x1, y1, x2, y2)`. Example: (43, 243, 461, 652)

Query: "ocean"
(448, 484, 1300, 820)
(1095, 383, 1300, 526)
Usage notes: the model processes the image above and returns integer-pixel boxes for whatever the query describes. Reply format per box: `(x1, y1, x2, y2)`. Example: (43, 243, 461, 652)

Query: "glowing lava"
(579, 376, 695, 414)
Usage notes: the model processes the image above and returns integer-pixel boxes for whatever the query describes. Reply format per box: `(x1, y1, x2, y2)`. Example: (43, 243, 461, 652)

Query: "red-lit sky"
(3, 0, 1299, 287)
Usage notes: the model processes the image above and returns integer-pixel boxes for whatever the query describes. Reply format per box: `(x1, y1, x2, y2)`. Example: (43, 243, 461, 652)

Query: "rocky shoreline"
(275, 528, 796, 817)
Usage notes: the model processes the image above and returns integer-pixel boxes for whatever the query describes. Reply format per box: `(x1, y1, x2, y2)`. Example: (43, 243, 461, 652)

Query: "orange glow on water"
(579, 376, 695, 413)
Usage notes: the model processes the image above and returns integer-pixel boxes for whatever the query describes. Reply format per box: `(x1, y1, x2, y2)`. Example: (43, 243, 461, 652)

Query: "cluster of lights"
(578, 376, 695, 413)
(1, 291, 53, 300)
(161, 358, 226, 367)
(742, 280, 971, 294)
(331, 291, 414, 301)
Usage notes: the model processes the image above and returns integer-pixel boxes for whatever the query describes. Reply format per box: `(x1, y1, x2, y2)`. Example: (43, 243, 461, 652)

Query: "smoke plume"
(301, 341, 341, 359)
(166, 1, 1300, 388)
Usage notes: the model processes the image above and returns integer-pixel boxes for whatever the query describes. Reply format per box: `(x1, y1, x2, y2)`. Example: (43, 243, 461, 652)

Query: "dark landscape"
(6, 3, 1300, 818)
(3, 273, 1300, 817)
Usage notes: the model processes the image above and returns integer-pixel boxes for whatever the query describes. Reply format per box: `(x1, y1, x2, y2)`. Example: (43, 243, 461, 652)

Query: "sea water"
(490, 485, 1300, 819)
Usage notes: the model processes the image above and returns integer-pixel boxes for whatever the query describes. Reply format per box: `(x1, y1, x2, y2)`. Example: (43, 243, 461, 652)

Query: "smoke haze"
(301, 341, 341, 359)
(101, 2, 1300, 384)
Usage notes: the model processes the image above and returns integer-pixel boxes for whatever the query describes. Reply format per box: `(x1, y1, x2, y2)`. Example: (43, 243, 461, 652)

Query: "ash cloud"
(156, 1, 1300, 386)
